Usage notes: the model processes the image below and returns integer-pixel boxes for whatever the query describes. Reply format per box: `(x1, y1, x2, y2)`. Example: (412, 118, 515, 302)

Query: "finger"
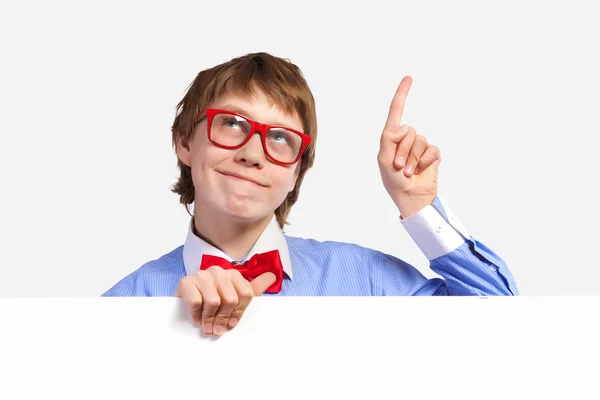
(251, 272, 277, 296)
(415, 146, 441, 175)
(212, 274, 239, 336)
(175, 276, 203, 326)
(417, 158, 441, 178)
(196, 269, 221, 335)
(403, 135, 428, 177)
(384, 76, 413, 131)
(379, 77, 413, 166)
(227, 271, 255, 330)
(393, 126, 416, 169)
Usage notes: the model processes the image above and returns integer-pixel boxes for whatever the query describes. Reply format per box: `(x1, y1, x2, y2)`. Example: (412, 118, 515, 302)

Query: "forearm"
(401, 196, 518, 296)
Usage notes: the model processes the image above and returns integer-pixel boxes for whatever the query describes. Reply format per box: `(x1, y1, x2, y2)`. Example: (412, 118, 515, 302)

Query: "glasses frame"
(196, 108, 312, 165)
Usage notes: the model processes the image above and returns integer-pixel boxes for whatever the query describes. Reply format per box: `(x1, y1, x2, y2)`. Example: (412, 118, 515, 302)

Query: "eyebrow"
(217, 104, 290, 127)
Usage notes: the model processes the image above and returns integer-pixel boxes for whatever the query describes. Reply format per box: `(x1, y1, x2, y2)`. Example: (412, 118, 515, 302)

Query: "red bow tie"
(199, 250, 284, 293)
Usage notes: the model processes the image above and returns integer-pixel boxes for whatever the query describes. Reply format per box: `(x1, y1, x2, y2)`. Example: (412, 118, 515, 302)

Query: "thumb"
(251, 272, 277, 296)
(379, 125, 410, 167)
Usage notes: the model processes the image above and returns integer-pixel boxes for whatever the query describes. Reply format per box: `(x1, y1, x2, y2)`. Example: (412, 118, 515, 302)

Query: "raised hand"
(377, 76, 441, 218)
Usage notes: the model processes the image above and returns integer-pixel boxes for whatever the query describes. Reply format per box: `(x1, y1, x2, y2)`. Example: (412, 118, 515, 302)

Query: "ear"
(176, 135, 193, 167)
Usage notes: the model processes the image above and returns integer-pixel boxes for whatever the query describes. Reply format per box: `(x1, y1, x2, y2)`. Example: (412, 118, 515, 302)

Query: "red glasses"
(196, 108, 311, 165)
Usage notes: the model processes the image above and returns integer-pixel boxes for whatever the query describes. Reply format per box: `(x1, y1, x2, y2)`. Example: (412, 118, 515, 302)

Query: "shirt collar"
(183, 215, 293, 280)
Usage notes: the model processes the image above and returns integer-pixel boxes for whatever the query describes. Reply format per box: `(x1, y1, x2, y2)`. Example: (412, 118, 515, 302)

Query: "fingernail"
(228, 318, 239, 328)
(396, 156, 405, 167)
(405, 165, 413, 175)
(203, 323, 212, 334)
(214, 325, 224, 336)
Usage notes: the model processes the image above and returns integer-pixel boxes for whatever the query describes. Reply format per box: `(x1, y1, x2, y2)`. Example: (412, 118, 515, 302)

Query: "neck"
(192, 206, 273, 261)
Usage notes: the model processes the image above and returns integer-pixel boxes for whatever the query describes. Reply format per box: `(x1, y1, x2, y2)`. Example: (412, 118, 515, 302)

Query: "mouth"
(217, 171, 268, 187)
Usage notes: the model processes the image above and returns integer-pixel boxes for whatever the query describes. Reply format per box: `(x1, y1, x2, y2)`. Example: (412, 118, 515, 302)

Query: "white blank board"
(0, 297, 598, 399)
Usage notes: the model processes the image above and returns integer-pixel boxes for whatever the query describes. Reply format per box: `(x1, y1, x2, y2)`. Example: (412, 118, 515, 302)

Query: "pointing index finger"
(384, 76, 413, 131)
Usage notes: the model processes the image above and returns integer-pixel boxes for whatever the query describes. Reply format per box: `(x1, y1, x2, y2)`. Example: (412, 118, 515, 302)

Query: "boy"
(103, 52, 518, 336)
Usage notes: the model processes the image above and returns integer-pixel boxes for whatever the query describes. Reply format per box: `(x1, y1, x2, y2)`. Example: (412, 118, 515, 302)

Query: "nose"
(234, 131, 266, 167)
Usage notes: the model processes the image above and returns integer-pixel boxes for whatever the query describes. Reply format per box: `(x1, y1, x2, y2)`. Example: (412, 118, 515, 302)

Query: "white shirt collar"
(183, 215, 293, 280)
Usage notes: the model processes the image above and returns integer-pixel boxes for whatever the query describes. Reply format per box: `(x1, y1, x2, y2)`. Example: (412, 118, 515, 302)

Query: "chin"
(221, 197, 274, 223)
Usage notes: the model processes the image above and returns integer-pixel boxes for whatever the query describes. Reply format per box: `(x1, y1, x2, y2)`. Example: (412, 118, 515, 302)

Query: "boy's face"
(177, 89, 303, 224)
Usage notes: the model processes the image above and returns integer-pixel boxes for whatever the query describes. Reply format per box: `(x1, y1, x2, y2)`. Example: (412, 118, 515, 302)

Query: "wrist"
(396, 194, 437, 219)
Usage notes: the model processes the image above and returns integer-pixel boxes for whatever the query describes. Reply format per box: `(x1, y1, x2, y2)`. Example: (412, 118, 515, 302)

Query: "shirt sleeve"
(396, 195, 519, 296)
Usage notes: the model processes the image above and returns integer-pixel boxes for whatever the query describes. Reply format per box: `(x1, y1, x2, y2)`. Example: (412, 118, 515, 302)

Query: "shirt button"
(435, 226, 442, 233)
(489, 266, 496, 272)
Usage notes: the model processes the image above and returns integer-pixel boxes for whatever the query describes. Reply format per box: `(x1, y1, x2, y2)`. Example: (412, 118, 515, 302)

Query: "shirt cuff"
(400, 197, 468, 260)
(435, 195, 471, 239)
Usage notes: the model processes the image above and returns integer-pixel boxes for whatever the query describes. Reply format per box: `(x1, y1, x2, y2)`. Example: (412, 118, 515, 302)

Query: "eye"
(222, 117, 241, 128)
(272, 133, 287, 143)
(268, 129, 290, 144)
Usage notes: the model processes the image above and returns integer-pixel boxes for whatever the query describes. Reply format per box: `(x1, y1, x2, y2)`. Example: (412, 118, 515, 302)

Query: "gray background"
(1, 0, 598, 296)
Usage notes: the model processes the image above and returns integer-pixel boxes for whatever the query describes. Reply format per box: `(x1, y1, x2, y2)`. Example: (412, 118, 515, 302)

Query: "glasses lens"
(265, 128, 303, 163)
(210, 113, 251, 146)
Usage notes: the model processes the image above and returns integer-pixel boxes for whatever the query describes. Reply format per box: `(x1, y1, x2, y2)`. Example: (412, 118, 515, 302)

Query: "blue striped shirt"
(102, 197, 518, 296)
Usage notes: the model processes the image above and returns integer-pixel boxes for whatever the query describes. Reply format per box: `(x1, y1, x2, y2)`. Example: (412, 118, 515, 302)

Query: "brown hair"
(171, 52, 317, 229)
